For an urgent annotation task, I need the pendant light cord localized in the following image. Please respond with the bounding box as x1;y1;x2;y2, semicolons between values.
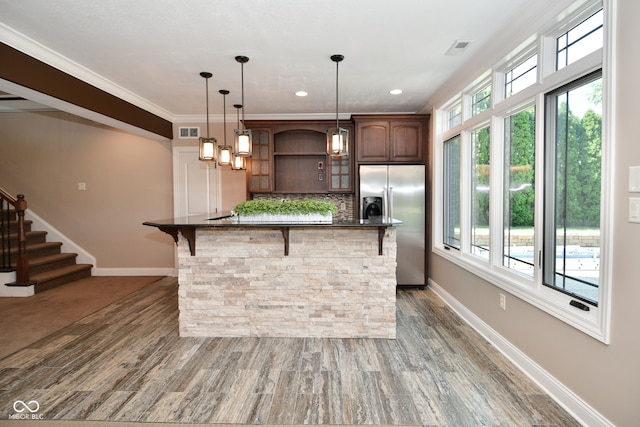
241;62;245;130
222;92;226;145
205;77;210;138
335;59;340;129
330;54;344;130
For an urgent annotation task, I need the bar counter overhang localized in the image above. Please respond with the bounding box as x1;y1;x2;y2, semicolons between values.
144;213;398;339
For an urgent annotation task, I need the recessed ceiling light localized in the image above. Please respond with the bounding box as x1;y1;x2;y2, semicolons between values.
295;91;308;97
390;89;403;95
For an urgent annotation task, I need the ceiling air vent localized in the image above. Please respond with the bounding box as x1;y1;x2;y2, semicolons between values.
446;40;473;56
178;127;200;139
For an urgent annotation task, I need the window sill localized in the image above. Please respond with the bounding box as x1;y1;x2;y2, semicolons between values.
433;245;609;344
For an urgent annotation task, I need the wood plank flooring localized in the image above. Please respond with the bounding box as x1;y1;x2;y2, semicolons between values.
0;277;580;425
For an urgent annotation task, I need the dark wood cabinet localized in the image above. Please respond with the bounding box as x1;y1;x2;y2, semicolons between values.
354;115;428;164
245;120;354;194
391;120;424;162
356;121;389;162
246;128;273;193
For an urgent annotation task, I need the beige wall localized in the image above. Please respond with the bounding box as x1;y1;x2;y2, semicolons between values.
0;111;175;269
0;113;249;271
429;1;640;425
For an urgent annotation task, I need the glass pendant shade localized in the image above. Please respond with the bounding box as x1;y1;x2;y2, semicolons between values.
327;127;349;157
234;129;253;157
199;137;217;161
231;154;246;170
218;145;232;165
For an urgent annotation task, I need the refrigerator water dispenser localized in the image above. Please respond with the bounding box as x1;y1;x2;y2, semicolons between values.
362;197;383;220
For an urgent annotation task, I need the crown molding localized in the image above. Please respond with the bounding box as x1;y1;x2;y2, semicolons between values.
0;22;175;122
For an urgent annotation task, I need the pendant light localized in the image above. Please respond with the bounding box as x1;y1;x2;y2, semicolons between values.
234;55;252;157
217;89;233;166
231;104;247;170
327;54;349;157
198;72;217;162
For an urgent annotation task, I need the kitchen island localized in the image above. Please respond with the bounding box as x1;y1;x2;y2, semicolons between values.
144;214;398;339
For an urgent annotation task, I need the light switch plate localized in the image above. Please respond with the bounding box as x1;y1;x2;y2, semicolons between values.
630;198;640;223
630;166;640;192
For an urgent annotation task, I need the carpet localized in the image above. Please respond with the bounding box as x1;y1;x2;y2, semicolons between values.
0;276;163;359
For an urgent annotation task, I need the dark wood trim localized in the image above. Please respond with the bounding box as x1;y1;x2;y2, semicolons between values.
0;42;173;139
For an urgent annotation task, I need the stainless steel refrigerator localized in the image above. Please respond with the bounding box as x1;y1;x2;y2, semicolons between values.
359;165;426;287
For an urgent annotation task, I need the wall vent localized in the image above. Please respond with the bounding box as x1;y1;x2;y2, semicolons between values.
178;127;200;139
446;40;473;56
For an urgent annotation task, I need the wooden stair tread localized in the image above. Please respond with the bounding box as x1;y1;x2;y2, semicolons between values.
25;241;62;250
5;252;77;269
30;264;93;283
28;252;78;266
8;241;61;255
8;230;46;239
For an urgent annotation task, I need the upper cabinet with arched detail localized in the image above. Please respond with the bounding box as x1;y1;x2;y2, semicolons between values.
245;120;354;194
353;114;429;164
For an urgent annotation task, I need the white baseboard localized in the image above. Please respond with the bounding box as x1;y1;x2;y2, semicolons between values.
93;268;177;277
428;279;613;427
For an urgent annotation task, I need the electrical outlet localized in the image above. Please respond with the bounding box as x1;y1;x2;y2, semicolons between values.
499;294;506;310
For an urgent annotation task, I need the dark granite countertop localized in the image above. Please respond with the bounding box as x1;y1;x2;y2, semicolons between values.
143;212;401;228
143;212;400;256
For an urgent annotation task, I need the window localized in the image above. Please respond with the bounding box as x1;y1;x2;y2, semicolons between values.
557;9;603;70
544;70;602;305
505;54;538;98
472;85;492;116
471;126;491;258
434;0;610;341
448;102;462;130
503;107;536;277
443;136;461;249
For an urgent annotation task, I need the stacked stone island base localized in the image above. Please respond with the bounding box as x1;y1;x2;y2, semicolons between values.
176;226;397;339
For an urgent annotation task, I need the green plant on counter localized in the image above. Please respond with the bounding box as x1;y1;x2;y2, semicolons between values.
233;200;338;216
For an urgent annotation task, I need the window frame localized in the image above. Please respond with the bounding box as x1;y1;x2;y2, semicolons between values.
543;69;603;306
504;52;539;99
471;82;492;117
443;135;462;250
502;103;537;280
433;0;612;343
469;123;492;261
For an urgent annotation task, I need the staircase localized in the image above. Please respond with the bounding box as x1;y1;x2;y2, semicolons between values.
5;212;93;293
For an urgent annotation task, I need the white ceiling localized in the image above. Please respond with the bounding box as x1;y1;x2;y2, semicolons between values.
0;0;537;122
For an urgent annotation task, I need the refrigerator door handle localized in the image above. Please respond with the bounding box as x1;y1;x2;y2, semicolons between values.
387;186;393;221
382;186;388;220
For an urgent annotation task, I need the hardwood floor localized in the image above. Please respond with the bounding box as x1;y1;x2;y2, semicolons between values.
0;277;580;425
